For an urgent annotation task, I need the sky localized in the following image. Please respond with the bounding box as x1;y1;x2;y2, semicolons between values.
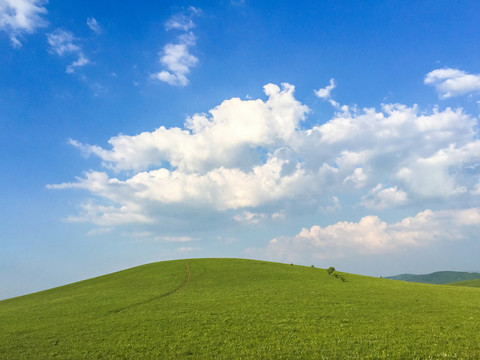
1;0;480;300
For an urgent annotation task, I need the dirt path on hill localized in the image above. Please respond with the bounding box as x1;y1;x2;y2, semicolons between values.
109;260;191;314
165;259;190;296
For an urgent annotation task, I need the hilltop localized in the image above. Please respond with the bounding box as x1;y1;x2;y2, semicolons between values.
447;278;480;287
1;258;480;359
386;271;480;284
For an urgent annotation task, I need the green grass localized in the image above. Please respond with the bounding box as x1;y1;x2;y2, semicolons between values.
1;258;480;359
446;278;480;288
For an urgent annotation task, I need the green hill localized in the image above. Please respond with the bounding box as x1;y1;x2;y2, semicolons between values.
1;258;480;359
386;271;480;284
446;278;480;288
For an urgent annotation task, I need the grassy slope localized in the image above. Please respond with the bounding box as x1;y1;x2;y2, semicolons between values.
386;271;480;284
446;279;480;288
1;258;480;359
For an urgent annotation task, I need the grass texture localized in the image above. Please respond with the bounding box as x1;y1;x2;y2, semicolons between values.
446;278;480;288
1;258;480;359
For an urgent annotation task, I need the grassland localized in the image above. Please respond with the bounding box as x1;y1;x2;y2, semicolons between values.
1;258;480;359
446;278;480;288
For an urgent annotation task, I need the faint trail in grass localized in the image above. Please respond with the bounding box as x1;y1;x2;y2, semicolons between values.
109;260;191;314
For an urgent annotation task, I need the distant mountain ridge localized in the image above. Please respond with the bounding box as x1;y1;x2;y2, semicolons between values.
386;271;480;285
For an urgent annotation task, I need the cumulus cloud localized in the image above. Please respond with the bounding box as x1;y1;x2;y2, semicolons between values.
0;0;48;47
425;68;480;99
151;34;198;86
49;81;480;227
47;28;89;73
361;184;408;210
396;142;478;197
152;8;200;86
343;167;367;188
67;83;307;173
258;208;480;261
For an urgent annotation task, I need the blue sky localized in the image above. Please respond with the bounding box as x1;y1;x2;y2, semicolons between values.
1;0;480;299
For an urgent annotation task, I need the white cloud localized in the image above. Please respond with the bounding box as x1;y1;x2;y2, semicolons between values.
314;78;335;99
271;212;286;221
177;246;197;253
259;208;480;261
472;178;480;195
165;6;200;31
66;53;89;74
318;196;341;214
396;142;479;197
155;236;198;243
49;81;480;227
314;78;340;108
61;200;153;226
47;28;90;73
361;184;408;210
152;9;200;87
0;0;48;47
87;17;100;34
234;211;266;224
47;29;79;55
151;36;198;86
343;167;367;188
425;68;480;99
68;83;307;173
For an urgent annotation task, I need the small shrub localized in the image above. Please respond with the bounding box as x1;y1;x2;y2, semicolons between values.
326;266;346;282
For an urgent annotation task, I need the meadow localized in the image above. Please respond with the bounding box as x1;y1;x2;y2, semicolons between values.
447;279;480;288
1;258;480;359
